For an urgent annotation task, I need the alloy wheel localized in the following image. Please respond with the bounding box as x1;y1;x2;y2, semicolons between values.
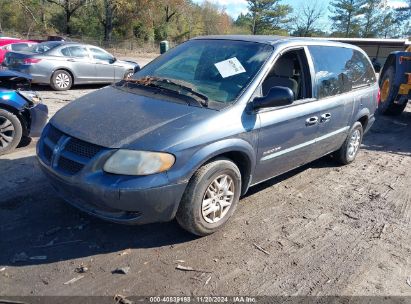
125;72;134;79
55;73;70;89
347;129;361;159
0;115;15;149
201;174;235;224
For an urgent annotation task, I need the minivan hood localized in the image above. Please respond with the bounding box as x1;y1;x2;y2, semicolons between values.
50;85;214;149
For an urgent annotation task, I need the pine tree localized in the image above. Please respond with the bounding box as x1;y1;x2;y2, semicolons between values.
395;0;411;37
329;0;366;37
247;0;292;35
361;0;384;38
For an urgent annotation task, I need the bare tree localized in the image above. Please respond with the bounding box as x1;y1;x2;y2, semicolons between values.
292;0;324;36
18;0;42;37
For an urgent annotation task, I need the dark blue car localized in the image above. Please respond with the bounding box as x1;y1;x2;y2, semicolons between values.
0;70;48;155
37;36;378;236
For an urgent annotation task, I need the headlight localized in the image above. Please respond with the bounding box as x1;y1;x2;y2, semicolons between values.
103;150;175;176
18;90;42;104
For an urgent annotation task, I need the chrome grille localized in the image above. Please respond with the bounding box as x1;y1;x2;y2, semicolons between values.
39;124;105;176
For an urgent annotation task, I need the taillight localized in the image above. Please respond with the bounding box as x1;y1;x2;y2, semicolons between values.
377;88;381;105
23;58;41;64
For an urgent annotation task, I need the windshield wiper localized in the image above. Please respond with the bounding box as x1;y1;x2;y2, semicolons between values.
125;76;209;107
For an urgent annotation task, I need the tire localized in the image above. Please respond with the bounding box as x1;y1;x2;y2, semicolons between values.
176;158;241;236
378;66;406;116
334;122;363;165
124;70;134;80
51;70;73;91
0;109;23;155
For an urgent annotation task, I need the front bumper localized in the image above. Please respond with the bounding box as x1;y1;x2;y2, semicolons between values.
38;157;188;225
28;103;48;137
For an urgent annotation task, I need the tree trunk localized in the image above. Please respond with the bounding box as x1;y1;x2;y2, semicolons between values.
104;0;114;42
41;0;47;31
66;11;71;35
345;11;351;37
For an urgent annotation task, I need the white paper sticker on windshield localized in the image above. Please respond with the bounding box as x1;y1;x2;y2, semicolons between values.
214;57;246;78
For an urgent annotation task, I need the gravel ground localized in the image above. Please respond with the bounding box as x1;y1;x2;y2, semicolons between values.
0;57;410;296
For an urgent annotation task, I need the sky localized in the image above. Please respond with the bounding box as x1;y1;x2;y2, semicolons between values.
192;0;330;18
192;0;409;26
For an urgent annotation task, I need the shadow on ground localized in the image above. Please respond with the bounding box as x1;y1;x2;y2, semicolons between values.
31;84;108;92
0;156;196;267
363;111;411;155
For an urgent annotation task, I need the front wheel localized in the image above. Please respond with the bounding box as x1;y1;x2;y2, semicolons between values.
176;158;241;236
0;109;23;155
334;122;363;165
124;70;134;80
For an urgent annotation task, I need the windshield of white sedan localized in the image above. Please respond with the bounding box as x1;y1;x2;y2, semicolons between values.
131;40;273;103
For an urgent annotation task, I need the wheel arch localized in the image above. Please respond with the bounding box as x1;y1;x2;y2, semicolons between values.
206;150;253;196
357;115;369;130
174;138;256;196
353;107;370;130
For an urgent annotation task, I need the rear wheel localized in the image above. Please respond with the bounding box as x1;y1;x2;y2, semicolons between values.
0;109;22;155
378;66;407;116
176;158;241;236
334;122;363;165
51;70;73;91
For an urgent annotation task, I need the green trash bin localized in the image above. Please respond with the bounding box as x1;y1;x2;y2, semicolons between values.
160;40;169;54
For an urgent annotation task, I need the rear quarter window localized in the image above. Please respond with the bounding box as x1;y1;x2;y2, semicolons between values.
10;43;29;51
308;45;376;99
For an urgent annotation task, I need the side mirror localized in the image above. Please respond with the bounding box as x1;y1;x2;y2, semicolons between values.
253;86;294;110
109;57;117;64
133;64;141;73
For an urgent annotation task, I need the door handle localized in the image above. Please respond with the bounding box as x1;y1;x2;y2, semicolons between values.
306;116;319;126
66;58;75;62
321;113;332;122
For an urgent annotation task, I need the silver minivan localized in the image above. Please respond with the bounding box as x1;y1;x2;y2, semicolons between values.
37;36;379;236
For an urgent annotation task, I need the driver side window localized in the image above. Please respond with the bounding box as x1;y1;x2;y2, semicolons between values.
261;49;312;101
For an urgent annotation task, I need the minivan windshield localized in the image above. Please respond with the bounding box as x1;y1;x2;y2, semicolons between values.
130;39;273;103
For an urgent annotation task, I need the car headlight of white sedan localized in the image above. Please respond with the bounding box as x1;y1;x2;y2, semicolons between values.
103;150;175;176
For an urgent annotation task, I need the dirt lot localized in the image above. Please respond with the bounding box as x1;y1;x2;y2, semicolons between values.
0;58;410;296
